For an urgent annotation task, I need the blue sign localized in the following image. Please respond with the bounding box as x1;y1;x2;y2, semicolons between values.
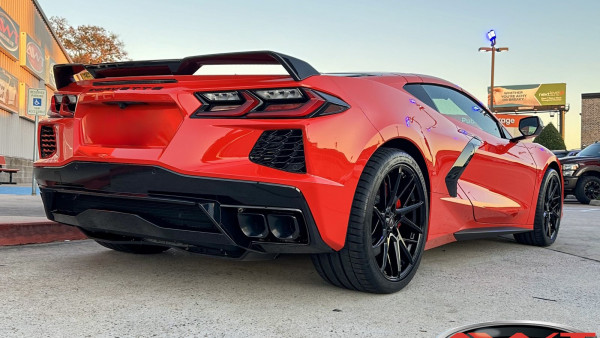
33;98;42;106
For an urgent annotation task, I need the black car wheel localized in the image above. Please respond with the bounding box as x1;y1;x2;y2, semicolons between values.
514;168;562;246
575;176;600;204
311;148;428;293
95;240;170;254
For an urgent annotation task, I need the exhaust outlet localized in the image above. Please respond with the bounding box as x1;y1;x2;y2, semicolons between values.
237;213;269;239
267;214;300;240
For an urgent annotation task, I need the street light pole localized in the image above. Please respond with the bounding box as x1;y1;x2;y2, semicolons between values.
479;30;508;112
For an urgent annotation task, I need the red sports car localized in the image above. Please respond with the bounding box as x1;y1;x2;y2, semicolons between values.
35;51;563;293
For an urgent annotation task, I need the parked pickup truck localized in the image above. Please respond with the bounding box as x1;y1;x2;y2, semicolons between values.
561;142;600;204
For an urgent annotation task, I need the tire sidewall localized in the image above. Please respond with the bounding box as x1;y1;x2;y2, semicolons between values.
535;169;562;245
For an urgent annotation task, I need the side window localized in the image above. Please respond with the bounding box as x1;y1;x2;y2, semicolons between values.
403;84;436;109
421;85;502;138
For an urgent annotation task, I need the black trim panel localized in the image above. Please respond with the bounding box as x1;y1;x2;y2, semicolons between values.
35;162;333;256
445;136;482;197
454;226;530;241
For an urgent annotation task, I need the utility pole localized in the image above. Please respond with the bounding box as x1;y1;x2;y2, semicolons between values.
479;30;508;112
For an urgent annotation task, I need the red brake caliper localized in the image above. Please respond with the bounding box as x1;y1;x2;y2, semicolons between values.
395;199;402;228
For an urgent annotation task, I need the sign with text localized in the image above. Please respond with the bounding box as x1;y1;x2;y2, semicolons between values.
0;67;18;112
493;114;534;128
27;88;47;116
0;7;19;60
489;83;566;110
20;32;45;79
45;55;56;89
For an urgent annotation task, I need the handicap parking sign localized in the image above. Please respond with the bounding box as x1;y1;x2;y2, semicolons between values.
27;89;47;116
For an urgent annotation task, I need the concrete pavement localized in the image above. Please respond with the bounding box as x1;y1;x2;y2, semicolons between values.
0;202;598;337
0;193;86;245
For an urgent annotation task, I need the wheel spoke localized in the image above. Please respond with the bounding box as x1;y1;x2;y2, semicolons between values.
387;167;403;209
400;215;423;234
392;236;402;276
549;179;559;198
398;236;414;265
396;201;424;216
373;206;386;233
384;175;392;208
380;238;390;272
396;176;415;202
373;228;388;250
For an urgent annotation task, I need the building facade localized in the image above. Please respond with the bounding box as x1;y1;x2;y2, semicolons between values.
581;93;600;147
0;0;70;183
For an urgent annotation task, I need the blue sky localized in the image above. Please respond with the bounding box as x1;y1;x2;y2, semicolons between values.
38;0;600;148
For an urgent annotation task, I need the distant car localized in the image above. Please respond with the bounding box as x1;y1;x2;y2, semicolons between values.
35;51;563;294
552;149;580;158
561;142;600;204
552;150;570;158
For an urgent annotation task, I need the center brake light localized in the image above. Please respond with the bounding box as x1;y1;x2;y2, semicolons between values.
48;94;78;118
192;88;349;118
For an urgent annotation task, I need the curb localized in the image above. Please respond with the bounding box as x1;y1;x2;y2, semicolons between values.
0;221;87;246
591;200;600;206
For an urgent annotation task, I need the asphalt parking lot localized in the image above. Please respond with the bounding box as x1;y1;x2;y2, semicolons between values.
0;201;598;337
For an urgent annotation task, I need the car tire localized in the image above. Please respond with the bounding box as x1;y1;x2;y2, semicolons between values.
95;240;170;254
514;168;562;247
311;148;429;293
574;176;600;205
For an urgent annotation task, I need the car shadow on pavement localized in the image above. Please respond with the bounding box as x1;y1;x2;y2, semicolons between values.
48;236;530;296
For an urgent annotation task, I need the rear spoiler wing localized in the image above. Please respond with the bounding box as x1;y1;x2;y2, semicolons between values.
53;51;320;89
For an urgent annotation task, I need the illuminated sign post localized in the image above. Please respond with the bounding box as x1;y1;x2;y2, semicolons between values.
479;30;509;111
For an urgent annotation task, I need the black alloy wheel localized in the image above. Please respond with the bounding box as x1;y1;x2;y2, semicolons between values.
515;168;562;246
371;162;427;281
584;179;600;201
542;174;561;240
311;148;429;293
575;176;600;204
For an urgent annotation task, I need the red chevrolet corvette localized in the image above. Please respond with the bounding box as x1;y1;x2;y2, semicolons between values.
35;51;562;293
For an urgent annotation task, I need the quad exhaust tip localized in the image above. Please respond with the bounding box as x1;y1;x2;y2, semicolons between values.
267;214;299;241
237;212;300;241
237;213;269;239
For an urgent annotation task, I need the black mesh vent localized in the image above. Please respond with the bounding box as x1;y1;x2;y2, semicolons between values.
40;125;57;159
249;129;306;173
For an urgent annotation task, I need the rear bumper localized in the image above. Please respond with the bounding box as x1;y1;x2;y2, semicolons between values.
35;162;333;258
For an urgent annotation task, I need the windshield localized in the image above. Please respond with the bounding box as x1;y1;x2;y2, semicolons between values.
578;143;600;157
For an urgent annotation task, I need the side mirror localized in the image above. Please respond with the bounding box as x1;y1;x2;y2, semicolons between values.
511;116;543;142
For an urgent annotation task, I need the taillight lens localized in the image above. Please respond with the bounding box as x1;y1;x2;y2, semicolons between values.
193;91;260;117
192;88;349;118
48;94;78;118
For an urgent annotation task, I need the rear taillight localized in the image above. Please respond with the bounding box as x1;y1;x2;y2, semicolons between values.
192;88;349;118
48;94;78;118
